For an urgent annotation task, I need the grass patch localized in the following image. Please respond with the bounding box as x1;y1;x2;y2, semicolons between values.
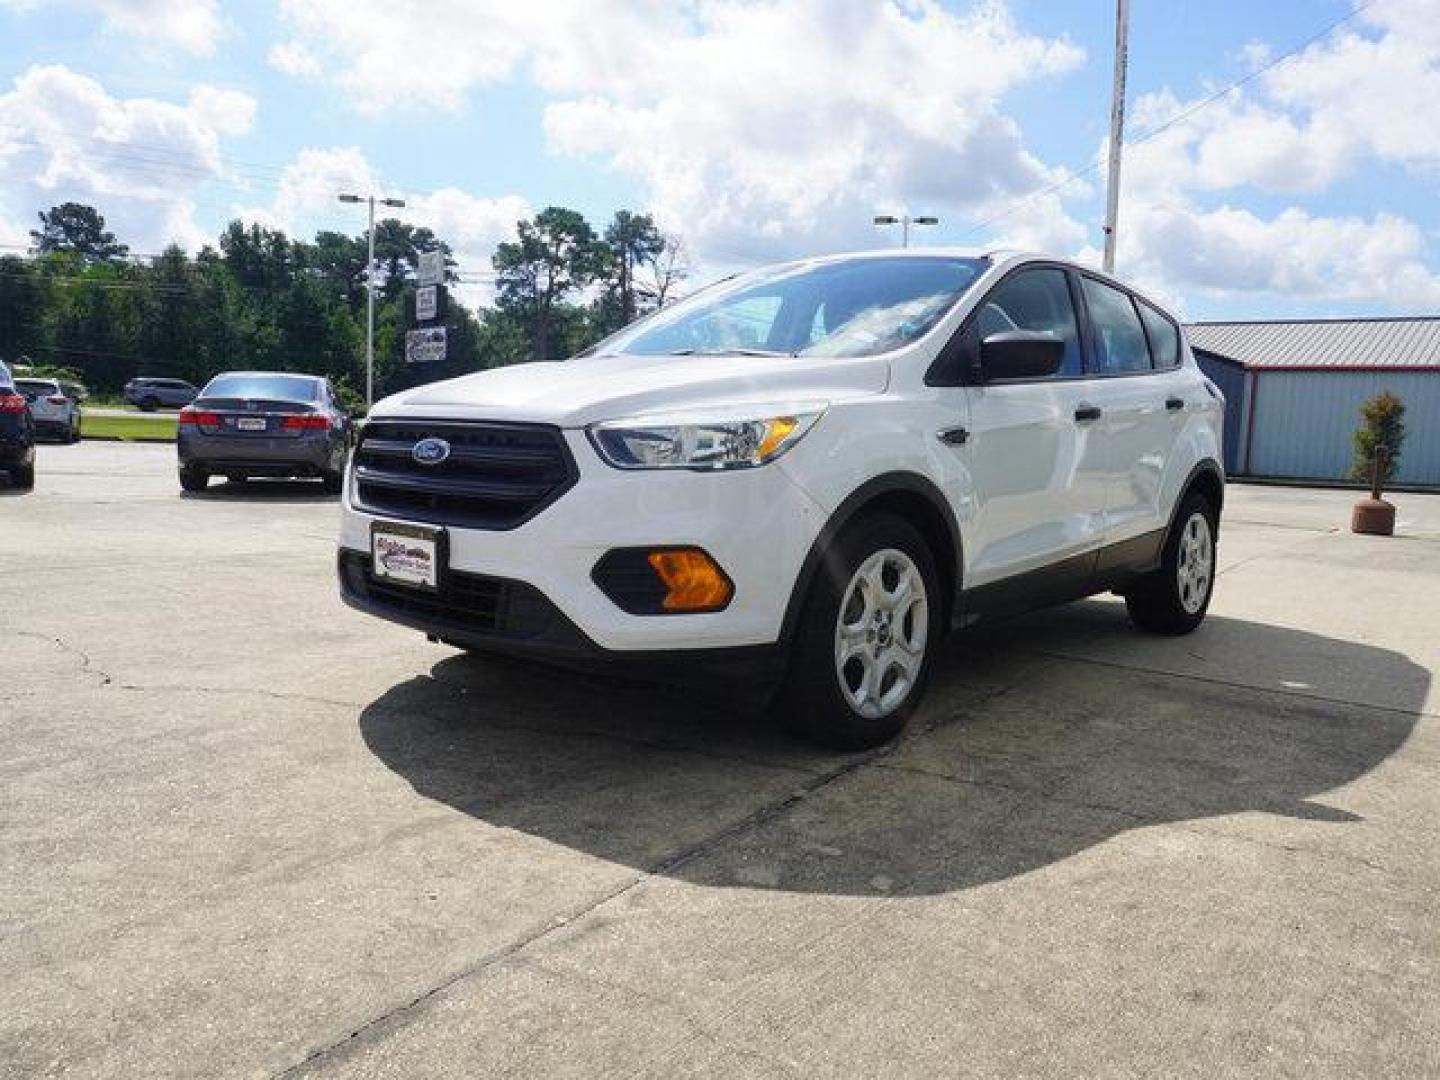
82;411;177;442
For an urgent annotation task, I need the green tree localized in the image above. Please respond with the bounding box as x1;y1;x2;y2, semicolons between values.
599;210;665;330
493;207;602;361
1351;391;1407;487
0;255;48;364
30;202;130;264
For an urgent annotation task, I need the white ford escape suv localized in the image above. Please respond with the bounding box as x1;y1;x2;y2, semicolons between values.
339;250;1223;748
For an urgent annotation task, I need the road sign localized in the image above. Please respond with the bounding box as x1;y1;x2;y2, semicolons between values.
405;327;446;364
415;284;438;322
417;249;444;287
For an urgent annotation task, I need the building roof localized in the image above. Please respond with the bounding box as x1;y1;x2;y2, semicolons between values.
1185;318;1440;371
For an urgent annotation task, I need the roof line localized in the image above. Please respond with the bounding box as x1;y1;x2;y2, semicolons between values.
1187;315;1440;327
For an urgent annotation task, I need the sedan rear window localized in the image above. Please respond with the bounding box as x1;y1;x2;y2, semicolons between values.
14;379;58;396
202;375;320;401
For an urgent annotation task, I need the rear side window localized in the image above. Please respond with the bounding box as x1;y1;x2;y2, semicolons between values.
1080;277;1151;375
973;267;1084;377
1138;301;1181;370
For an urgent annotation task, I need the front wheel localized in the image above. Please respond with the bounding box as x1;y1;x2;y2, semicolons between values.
1125;494;1217;634
778;513;941;750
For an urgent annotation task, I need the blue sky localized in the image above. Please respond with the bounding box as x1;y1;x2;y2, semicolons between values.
2;0;1437;319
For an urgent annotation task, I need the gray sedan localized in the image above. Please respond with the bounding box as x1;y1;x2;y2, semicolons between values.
177;372;352;493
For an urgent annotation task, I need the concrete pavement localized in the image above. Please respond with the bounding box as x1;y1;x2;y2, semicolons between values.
3;441;1438;1077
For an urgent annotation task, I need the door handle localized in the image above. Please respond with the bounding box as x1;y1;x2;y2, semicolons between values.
1165;397;1185;411
1073;404;1102;422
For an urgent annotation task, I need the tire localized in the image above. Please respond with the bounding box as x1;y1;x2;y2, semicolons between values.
15;462;35;490
777;513;942;750
179;466;209;492
1125;493;1217;635
69;416;82;443
321;468;344;495
139;397;159;412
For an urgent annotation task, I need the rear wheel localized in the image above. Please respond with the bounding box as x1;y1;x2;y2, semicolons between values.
1125;493;1217;635
68;415;82;443
139;397;159;412
778;513;941;750
321;468;344;494
14;462;35;490
179;466;209;492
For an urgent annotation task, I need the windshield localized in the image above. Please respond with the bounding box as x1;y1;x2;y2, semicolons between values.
594;256;987;359
202;374;320;401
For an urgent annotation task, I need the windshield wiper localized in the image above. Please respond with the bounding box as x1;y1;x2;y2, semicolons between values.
669;347;797;357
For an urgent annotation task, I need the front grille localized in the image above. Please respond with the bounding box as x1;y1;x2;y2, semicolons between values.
352;420;577;530
339;551;558;639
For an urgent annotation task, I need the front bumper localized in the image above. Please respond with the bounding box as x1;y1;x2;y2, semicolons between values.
339;428;826;652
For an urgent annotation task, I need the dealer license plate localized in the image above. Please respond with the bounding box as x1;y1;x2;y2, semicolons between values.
370;521;443;591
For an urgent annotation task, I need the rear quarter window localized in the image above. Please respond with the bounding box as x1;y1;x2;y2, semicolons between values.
1138;301;1181;370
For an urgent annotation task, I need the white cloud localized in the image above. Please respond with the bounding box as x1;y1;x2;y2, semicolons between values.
278;0;1086;268
1101;7;1440;311
267;40;322;80
235;146;530;306
0;64;257;253
0;0;221;54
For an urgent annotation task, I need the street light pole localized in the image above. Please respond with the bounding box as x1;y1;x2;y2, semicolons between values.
338;192;406;410
1102;0;1130;274
873;214;940;248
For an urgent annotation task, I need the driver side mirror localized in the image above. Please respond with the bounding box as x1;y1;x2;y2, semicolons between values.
980;331;1065;381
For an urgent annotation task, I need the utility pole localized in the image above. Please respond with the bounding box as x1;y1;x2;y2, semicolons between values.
338;192;406;410
1102;0;1130;274
873;214;939;248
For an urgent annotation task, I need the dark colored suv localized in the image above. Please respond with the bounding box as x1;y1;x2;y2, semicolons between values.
0;361;37;489
177;372;352;493
124;377;198;411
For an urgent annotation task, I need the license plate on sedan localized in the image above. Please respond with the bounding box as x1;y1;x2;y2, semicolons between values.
236;417;266;431
371;521;444;591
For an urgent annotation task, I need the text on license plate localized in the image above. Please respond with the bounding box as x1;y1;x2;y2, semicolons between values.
236;417;266;431
371;522;440;589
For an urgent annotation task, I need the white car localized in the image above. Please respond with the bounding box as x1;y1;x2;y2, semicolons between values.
13;377;81;443
339;250;1224;748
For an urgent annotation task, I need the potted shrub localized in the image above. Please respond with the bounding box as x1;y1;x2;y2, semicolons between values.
1350;391;1406;536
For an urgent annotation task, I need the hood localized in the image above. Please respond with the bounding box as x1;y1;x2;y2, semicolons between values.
370;352;890;427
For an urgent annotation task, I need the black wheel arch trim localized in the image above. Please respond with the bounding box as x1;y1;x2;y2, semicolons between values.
777;471;964;645
1165;458;1226;547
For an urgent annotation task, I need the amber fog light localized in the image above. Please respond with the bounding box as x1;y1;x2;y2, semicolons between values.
592;547;734;614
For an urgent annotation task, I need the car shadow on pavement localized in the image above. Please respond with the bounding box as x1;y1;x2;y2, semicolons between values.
181;479;338;504
358;603;1428;896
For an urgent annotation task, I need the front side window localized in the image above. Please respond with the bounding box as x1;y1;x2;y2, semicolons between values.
1138;300;1181;370
972;267;1083;377
1081;277;1151;375
593;256;987;360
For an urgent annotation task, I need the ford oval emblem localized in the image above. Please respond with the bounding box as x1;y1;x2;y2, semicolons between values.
412;437;451;466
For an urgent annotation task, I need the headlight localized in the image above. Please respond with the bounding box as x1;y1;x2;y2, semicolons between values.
588;405;826;470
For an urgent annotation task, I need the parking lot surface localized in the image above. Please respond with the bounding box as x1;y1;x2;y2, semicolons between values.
4;441;1439;1078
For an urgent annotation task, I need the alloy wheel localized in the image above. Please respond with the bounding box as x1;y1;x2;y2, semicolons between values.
833;548;929;720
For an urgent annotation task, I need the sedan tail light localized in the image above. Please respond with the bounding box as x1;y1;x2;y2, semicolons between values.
282;414;331;430
0;393;26;413
178;408;220;426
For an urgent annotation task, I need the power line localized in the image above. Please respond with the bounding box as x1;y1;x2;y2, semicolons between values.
954;0;1381;242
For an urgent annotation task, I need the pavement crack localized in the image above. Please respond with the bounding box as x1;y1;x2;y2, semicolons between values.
9;630;113;686
270;681;1014;1077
